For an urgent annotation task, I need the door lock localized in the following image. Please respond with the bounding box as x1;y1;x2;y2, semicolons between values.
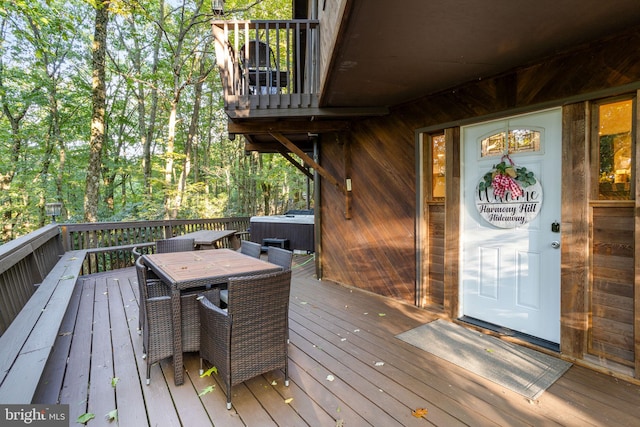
551;221;560;233
551;241;560;249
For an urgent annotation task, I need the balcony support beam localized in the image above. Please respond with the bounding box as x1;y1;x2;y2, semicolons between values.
270;132;352;219
277;149;314;180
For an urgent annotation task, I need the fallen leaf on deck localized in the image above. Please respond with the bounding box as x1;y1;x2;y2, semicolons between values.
271;380;277;385
111;377;119;388
326;374;335;381
199;385;216;396
485;348;494;353
412;408;428;418
77;413;95;424
336;420;344;427
378;313;386;317
105;409;118;422
284;397;293;404
60;275;75;280
200;366;218;377
374;361;384;366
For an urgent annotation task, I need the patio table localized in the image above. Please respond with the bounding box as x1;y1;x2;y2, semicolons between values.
171;229;238;250
142;249;282;385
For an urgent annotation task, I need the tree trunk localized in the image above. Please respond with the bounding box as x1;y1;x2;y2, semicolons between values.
84;1;109;222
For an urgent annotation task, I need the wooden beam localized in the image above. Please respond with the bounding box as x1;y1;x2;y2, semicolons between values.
225;106;389;120
270;132;346;195
277;148;314;180
228;120;350;135
244;140;314;153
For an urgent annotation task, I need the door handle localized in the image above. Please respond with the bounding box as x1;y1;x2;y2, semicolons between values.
551;241;560;249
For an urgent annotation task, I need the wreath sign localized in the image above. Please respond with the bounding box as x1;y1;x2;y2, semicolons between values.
475;154;542;228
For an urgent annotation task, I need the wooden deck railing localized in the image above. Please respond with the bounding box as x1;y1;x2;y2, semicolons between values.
61;217;250;274
0;217;250;335
212;19;320;118
0;224;64;335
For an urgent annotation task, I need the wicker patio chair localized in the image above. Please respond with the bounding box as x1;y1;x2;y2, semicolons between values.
239;240;262;258
135;256;164;336
155;238;195;253
137;256;205;384
198;269;292;409
267;246;293;270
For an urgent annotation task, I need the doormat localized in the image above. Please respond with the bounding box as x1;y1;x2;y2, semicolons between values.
395;319;571;400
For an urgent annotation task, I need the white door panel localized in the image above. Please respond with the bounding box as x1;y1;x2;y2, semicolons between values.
461;108;561;343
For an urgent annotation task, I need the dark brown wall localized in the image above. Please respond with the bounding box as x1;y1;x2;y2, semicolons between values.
320;119;417;303
318;26;640;309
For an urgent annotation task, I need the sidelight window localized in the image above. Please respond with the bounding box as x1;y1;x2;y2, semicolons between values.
596;98;634;200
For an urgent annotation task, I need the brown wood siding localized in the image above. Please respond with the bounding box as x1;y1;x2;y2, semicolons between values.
319;119;416;303
427;204;444;305
590;206;635;366
560;103;589;359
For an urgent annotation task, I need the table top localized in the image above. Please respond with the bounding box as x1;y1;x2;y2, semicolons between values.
143;248;281;289
171;229;236;245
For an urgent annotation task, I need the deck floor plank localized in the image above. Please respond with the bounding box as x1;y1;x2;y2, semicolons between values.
263;366;338;427
121;274;183;427
108;275;148;426
288;308;492;427
285;356;371;426
87;276;116;425
159;359;215;427
289;288;545;426
34;255;640;426
183;355;247;427
243;374;308;427
59;277;96;423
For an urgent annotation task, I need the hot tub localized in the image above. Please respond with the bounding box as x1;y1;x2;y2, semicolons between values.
250;211;315;253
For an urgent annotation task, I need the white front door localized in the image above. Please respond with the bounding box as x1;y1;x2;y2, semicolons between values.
461;108;562;343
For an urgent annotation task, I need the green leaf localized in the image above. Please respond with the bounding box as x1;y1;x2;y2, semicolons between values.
105;409;118;422
200;366;218;377
77;413;95;424
111;377;119;388
199;385;216;396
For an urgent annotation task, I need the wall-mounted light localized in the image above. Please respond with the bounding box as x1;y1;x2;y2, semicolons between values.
45;202;62;223
212;0;224;16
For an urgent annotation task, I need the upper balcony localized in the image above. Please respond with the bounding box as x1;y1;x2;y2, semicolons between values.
211;20;321;120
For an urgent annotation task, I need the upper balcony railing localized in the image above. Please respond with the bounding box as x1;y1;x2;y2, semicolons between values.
211;20;320;118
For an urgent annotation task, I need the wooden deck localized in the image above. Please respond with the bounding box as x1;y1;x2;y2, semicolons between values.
33;254;640;426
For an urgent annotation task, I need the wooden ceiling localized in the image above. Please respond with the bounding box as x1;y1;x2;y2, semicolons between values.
321;0;640;108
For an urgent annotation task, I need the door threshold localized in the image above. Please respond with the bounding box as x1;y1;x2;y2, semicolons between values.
459;316;560;352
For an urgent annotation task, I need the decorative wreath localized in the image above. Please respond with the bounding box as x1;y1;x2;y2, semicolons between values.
478;155;537;198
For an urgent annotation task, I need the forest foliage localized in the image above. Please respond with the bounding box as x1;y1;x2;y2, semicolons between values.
0;0;311;242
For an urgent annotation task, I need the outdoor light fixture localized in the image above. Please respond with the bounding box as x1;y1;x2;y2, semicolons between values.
45;202;62;223
212;0;224;15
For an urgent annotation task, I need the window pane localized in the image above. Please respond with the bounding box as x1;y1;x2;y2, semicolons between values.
508;129;540;153
598;100;633;200
481;132;506;157
481;129;540;157
432;134;445;199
